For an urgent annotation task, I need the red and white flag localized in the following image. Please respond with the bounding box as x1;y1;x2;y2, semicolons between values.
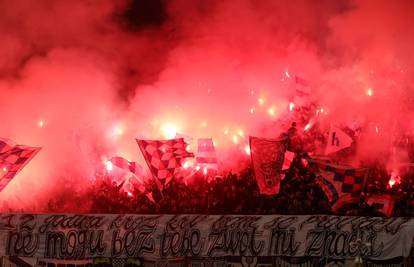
109;156;143;177
136;138;194;188
295;76;311;95
0;138;41;192
325;126;353;154
366;194;395;217
106;156;143;187
196;138;218;171
105;156;156;202
175;133;193;145
282;151;295;170
0;138;16;153
249;136;286;195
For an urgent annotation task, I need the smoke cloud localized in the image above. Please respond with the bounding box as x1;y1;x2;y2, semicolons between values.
0;0;413;210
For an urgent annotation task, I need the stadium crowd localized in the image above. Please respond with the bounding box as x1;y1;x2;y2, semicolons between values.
43;151;414;217
36;104;414;216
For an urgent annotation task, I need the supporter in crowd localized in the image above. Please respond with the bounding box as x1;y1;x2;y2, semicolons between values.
43;148;413;216
39;106;414;216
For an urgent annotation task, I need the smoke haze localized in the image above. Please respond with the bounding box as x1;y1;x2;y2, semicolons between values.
0;0;413;210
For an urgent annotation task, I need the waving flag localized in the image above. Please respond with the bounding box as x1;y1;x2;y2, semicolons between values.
0;138;16;153
295;76;311;95
311;160;367;211
282;151;295;170
137;138;194;187
105;156;156;202
249;136;286;195
109;156;142;176
0;138;41;192
106;156;144;188
175;133;193;145
366;194;395;217
325;126;353;154
196;138;218;171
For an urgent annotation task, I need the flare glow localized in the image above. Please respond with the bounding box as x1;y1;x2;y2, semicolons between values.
1;0;414;210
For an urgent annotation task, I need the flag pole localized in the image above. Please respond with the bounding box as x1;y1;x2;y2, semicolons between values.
359;168;371;214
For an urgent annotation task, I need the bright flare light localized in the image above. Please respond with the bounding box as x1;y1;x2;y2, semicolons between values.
38;120;44;128
224;129;229;135
114;126;124;136
201;121;207;127
258;98;264;105
1;167;7;172
367;88;373;96
183;160;194;169
304;123;311;131
161;123;178;139
285;70;290;78
232;135;239;143
104;161;113;171
316;108;327;115
268;108;275;116
250;107;254;114
244;145;251;155
238;130;244;137
388;171;401;188
289;102;294;111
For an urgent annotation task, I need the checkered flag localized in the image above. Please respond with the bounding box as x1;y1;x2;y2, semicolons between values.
125;258;143;266
366;194;395;217
0;138;41;192
136;138;194;188
310;160;367;211
111;258;126;267
0;138;17;153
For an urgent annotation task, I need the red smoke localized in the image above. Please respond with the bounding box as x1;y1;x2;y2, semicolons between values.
0;0;414;210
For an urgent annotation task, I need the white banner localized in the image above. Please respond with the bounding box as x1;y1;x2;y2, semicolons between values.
0;214;413;260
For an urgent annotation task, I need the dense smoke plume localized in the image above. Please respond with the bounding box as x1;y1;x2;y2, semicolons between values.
0;0;413;210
